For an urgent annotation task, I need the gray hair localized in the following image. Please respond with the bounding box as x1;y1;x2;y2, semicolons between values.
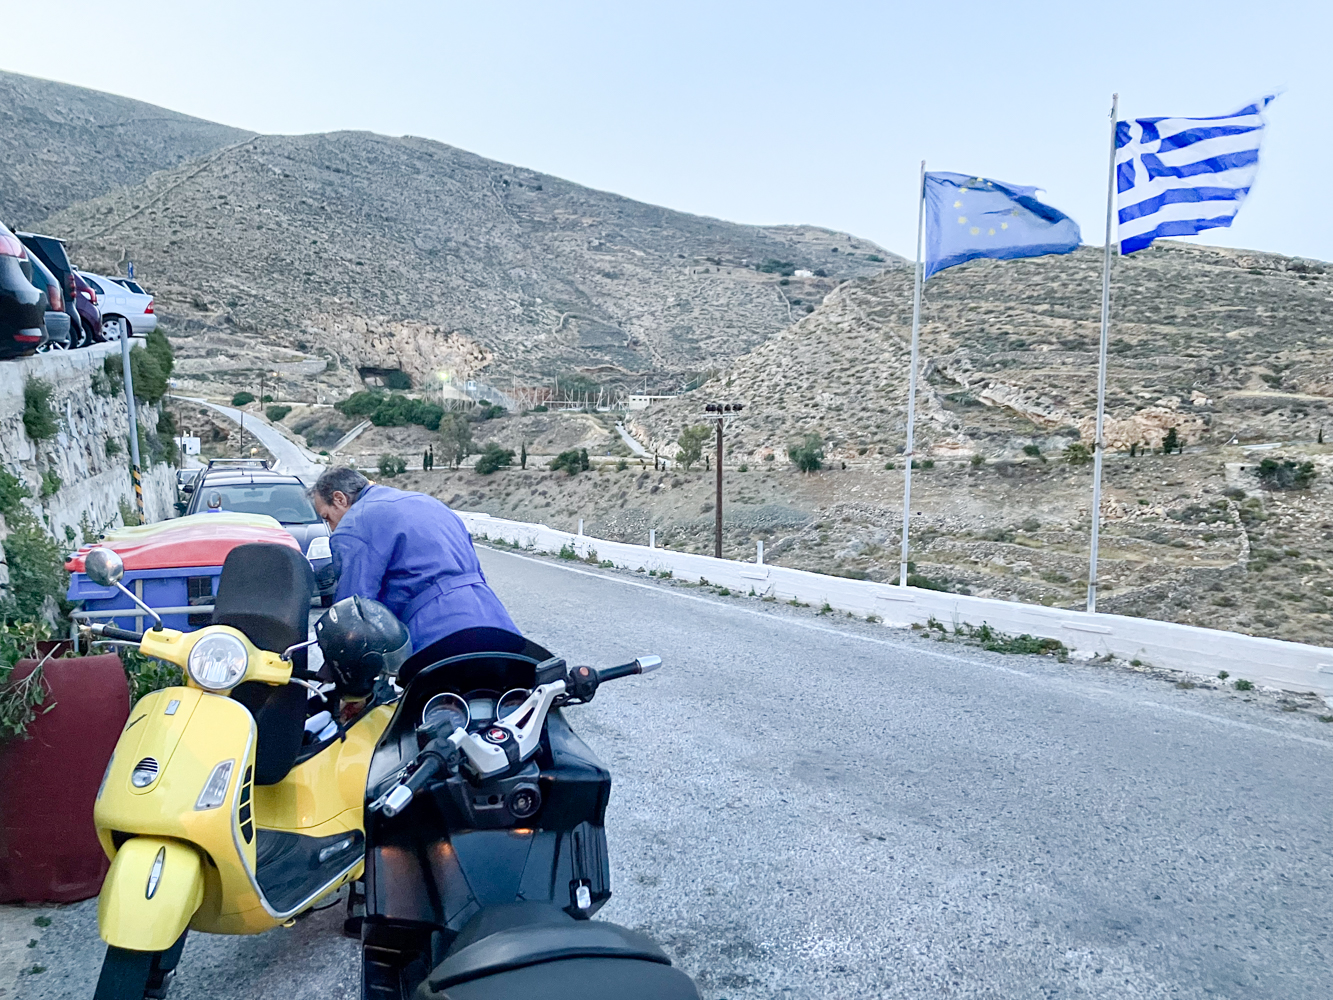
310;466;370;505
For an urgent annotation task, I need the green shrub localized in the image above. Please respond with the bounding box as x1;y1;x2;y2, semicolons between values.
104;438;121;456
336;391;444;431
0;471;31;515
2;509;68;622
22;378;56;441
530;404;549;413
757;259;796;276
0;619;56;740
156;409;177;438
1162;427;1181;454
438;414;474;469
558;543;578;560
675;425;710;471
1255;457;1316;490
265;405;292;423
788;433;824;473
40;471;60;499
970;453;984;467
550;448;589;476
1064;442;1093;465
1233;678;1254;691
121;648;184;702
1022;444;1042;457
231;391;256;407
474;443;515;475
377;453;408;478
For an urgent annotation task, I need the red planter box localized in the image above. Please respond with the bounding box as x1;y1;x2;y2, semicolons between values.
0;654;129;903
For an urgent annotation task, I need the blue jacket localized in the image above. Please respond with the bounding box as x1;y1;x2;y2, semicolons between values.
329;484;516;651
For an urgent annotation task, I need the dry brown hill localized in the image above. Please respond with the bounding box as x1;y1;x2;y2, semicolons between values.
0;70;253;225
633;242;1333;463
39;130;895;392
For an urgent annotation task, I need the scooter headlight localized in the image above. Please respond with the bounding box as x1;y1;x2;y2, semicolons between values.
187;633;249;691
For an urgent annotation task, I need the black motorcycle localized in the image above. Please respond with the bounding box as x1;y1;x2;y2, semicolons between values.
356;631;699;999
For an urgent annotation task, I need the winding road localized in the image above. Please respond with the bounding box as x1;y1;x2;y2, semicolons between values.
14;549;1331;1000
176;397;324;479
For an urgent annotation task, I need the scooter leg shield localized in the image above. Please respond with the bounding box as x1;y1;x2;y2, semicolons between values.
98;838;204;952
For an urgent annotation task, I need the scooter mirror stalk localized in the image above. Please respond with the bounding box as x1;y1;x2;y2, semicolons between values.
85;546;165;630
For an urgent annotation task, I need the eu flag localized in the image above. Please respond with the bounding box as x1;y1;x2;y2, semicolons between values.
924;172;1081;278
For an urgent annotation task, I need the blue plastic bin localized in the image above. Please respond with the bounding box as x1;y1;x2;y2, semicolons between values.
68;565;224;633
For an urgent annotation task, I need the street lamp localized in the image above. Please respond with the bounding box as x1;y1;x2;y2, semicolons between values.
702;402;745;559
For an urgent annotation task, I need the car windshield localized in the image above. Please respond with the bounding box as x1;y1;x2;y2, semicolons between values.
206;483;319;523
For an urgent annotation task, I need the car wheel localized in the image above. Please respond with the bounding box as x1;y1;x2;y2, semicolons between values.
103;316;125;342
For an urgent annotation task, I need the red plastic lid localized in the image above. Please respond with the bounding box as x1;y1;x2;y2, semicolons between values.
66;515;300;573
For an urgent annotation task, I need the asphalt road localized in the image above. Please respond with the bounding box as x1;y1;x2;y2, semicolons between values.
175;397;324;479
16;549;1332;999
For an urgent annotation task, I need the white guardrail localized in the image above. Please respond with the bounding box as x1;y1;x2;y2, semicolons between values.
457;511;1333;699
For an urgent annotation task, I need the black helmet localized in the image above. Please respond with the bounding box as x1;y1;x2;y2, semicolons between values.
315;596;411;697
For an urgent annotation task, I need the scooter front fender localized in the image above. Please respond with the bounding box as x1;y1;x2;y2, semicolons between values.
98;837;204;952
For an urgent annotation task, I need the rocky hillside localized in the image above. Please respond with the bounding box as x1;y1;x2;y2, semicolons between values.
38;130;895;392
0;70;252;226
634;242;1333;462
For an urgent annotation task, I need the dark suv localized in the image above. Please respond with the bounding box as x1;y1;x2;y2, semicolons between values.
15;231;85;346
182;459;335;604
0;223;45;357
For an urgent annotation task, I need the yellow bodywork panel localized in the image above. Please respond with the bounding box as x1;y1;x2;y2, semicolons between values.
96;686;394;940
253;703;394;832
98;837;204;951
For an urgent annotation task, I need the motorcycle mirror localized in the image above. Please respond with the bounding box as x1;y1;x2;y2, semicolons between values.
84;547;125;587
634;655;663;674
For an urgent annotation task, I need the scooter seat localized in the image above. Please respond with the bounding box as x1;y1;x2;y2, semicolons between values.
417;905;697;999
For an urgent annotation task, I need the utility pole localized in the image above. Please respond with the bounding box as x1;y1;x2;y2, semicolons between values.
703;402;744;558
119;322;145;521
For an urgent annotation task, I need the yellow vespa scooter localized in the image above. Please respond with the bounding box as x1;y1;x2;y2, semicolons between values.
81;542;403;1000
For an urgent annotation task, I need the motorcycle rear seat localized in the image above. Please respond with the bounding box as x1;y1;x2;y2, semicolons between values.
418;904;697;998
419;956;700;999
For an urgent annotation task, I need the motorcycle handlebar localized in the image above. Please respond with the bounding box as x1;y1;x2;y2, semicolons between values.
377;748;449;818
87;623;145;643
595;655;663;684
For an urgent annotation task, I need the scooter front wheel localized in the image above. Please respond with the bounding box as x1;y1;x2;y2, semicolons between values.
94;931;186;1000
93;946;155;1000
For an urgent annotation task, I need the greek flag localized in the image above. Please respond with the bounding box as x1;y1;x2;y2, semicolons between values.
1116;96;1275;254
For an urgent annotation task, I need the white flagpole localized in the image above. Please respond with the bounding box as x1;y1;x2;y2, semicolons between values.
899;160;927;587
1086;93;1119;613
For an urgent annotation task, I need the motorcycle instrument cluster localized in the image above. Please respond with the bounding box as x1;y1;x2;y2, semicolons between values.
420;692;470;732
420;689;534;732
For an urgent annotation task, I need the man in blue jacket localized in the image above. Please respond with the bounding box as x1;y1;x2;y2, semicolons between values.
308;467;517;652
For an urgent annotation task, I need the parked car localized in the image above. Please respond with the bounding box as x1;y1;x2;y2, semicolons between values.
71;271;102;344
15;231;85;346
24;252;71;351
79;271;155;337
0;224;45;358
110;277;147;295
181;459;336;603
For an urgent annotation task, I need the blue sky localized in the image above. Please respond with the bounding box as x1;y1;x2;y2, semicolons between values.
5;0;1329;261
